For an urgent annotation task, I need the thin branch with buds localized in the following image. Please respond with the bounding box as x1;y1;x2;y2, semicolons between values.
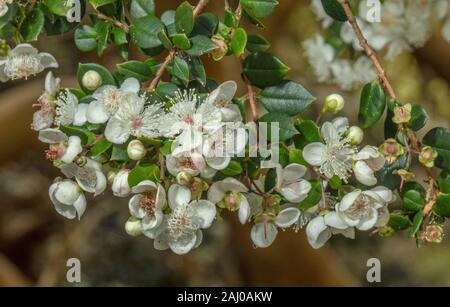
338;0;438;215
146;0;209;92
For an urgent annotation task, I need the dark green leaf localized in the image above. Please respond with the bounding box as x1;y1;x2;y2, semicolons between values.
130;0;155;19
243;52;290;88
438;170;450;194
90;138;112;157
175;1;194;35
409;211;424;237
117;60;152;81
128;164;160;187
21;8;45;42
320;0;348;21
192;12;218;37
433;193;450;218
403;190;425;212
358;82;386;129
422;127;450;169
259;112;298;141
246;34;270;52
77;63;116;93
388;213;411;231
172;33;191;49
408;104;428;131
241;0;278;19
260;80;316;116
60;125;96;146
185;35;217;56
375;153;410;190
172;56;189;85
130;14;164;49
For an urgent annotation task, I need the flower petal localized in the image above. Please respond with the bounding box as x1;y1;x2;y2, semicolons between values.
238;196;250;224
73;103;88;126
354;161;377;186
356;207;378;231
302;142;326;166
131;180;157;194
339;190;362;211
275;207;300;228
86;100;109;124
324;211;348;230
250;223;278;248
129;194;146;219
39;52;59;69
306;216;331;249
61;136;82;164
283;163;308;181
38;128;67;143
192;200;216;228
120;77;140;93
168;232;197;255
105;116;132;144
168;184;191;209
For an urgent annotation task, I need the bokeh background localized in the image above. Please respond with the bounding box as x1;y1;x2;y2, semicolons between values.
1;0;449;287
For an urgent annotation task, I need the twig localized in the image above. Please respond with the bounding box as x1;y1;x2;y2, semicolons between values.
146;0;209;92
159;153;166;181
338;0;396;99
96;11;130;32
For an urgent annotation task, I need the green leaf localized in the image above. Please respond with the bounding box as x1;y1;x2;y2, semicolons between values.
422;127;450;169
294;119;322;148
264;168;277;191
111;27;128;45
403;190;426;212
128;164;160;187
77;63;116;93
400;181;426;198
260;80;316;116
358;82;386;129
409;211;424;237
59;125;96;146
231;27;247;57
21;8;45;42
130;0;155;19
384;110;397;139
94;20;112;56
246;34;270;52
145;59;162;75
192;12;218;37
220;161;243;176
241;0;279;19
0;3;18;30
259;112;297;141
172;56;189;85
375;153;410;190
75;25;98;52
130;14;164;49
188;57;206;86
185;35;217;56
438;170;450;194
388;213;411;231
289;148;306;165
90;138;112;157
88;0;115;8
157;28;173;49
117;60;153;81
320;0;348;21
299;180;322;210
172;33;191;49
408;104;428;131
43;0;71;16
175;1;194;35
433;193;450;218
224;9;237;28
243;52;290;88
111;144;129;161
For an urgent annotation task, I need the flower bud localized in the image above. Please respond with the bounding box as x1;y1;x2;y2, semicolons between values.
211;36;228;61
392;103;412;124
107;170;116;184
346;126;364;145
419;225;444;243
127;139;146;160
419;146;438;168
223;191;243;212
379;138;404;164
378;226;395;237
322;94;345;114
176;171;193;185
82;70;102;91
125;216;142;237
112;169;131;197
254;212;276;224
190;177;209;200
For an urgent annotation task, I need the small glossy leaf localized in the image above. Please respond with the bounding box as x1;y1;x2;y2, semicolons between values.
358;82;386;129
246;34;270;52
128;164;160;187
259;112;297;141
422;127;450;169
320;0;348;21
243;52;290;88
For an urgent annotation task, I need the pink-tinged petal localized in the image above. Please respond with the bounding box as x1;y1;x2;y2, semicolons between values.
251;223;278;248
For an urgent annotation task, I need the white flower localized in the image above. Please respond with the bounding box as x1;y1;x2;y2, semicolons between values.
0;0;12;18
166;150;206;177
275;164;311;203
59;159;107;196
336;186;394;231
303;119;357;182
205;81;241;122
32;72;60;131
104;93;163;144
303;34;335;82
38;128;82;164
112;169;131;197
55;90;87;127
49;179;87;220
306;211;354;249
161;89;222;151
251;207;301;248
129;180;166;233
0;44;58;82
208;178;250;224
86;78;140;124
353;145;385;186
145;184;216;255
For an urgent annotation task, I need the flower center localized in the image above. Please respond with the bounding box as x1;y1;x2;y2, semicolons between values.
320;138;356;182
45;147;64;161
132;116;143;130
139;194;156;218
180;157;197;170
167;204;198;241
4;54;41;80
346;195;372;219
102;89;122;115
184;115;194;125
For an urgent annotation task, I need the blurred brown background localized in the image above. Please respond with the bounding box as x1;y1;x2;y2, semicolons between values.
0;0;449;287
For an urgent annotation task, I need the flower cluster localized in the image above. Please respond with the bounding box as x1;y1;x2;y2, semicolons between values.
306;0;450;90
